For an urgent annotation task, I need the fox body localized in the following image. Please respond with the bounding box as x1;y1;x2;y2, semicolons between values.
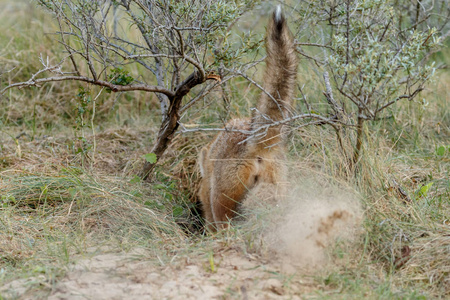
198;7;298;230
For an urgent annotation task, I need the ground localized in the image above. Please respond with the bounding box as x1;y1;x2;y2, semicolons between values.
0;130;364;299
0;0;449;299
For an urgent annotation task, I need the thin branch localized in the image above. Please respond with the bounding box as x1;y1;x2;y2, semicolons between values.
161;26;206;82
125;53;182;59
296;42;333;49
375;88;424;114
323;71;345;118
1;75;175;97
56;16;80;76
224;65;282;113
180;112;350;139
179;74;235;114
295;48;323;66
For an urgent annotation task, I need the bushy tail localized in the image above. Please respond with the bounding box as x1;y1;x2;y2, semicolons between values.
251;6;298;148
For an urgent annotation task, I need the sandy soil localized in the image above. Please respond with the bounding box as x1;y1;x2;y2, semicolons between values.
1;175;362;299
2;247;315;300
49;250;311;300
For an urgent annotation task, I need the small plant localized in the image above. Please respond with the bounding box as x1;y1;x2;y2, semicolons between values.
1;194;16;208
72;87;93;163
436;145;449;156
143;153;157;164
208;251;216;273
418;182;434;198
107;68;134;93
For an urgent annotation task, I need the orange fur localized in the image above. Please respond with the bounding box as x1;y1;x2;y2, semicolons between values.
198;7;298;230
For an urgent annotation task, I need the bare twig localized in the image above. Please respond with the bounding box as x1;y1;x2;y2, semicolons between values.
323;71;345;118
180;112;349;139
296;42;333;49
375;88;424;114
1;74;175;98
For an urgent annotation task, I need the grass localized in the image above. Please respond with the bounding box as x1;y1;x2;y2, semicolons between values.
0;167;185;282
1;0;449;299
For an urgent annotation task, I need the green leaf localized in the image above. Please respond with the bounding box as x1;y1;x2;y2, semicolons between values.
153;184;166;190
41;185;48;195
129;175;141;184
208;252;215;273
164;193;173;201
419;182;433;198
172;206;183;217
32;266;46;274
144;200;164;210
436;146;446;156
68;187;77;198
143;153;157;164
130;190;142;197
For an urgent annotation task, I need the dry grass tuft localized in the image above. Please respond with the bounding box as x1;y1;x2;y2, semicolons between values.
399;229;450;296
0;168;185;271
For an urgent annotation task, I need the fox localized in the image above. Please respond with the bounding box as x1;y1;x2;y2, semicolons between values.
198;6;298;230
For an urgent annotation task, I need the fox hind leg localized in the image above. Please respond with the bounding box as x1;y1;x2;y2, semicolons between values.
210;165;254;229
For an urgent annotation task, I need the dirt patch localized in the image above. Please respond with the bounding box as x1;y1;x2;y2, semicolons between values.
1;248;317;299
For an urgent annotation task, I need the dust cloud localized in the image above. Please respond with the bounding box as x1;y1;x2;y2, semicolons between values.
241;176;363;270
